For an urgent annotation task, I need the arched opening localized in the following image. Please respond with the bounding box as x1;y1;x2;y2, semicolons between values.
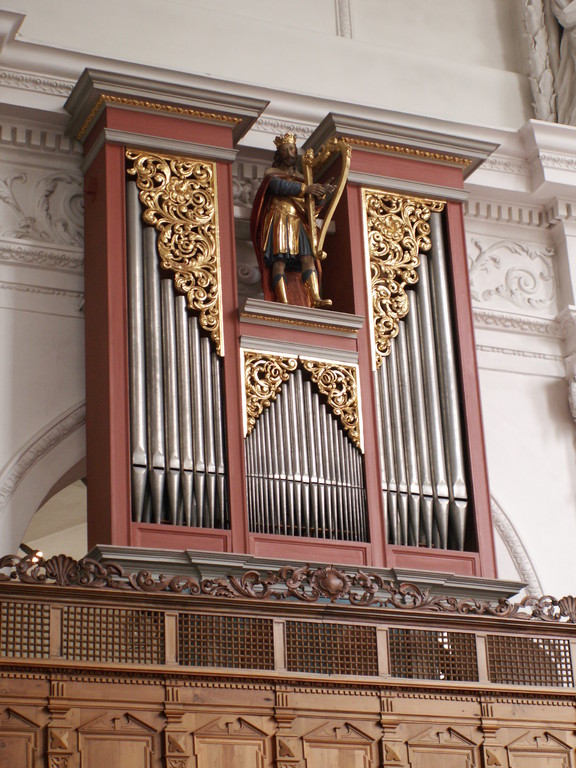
19;478;87;561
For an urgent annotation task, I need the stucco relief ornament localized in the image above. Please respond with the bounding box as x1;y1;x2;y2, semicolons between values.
126;150;224;355
0;171;83;246
467;238;556;311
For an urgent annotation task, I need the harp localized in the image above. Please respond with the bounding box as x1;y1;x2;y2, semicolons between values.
302;137;351;261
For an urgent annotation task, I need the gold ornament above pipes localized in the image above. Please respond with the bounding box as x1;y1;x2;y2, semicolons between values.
126;150;224;355
243;352;298;436
362;189;445;368
243;350;362;450
300;358;361;450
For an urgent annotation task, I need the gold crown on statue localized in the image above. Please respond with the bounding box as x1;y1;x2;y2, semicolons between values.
274;132;297;148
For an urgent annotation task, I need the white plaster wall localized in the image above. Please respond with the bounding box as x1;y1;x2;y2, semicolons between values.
1;0;576;599
1;0;531;131
480;365;576;595
0;112;85;554
463;118;576;595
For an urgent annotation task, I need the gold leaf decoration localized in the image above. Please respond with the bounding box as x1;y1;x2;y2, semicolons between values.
243;352;298;435
300;359;361;449
77;94;241;141
362;189;445;368
126;150;223;355
343;136;471;167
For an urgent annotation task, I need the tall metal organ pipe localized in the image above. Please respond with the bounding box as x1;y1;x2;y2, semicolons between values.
126;180;229;529
375;210;469;550
245;371;368;541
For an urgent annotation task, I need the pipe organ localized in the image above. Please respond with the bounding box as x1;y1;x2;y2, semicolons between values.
68;72;497;577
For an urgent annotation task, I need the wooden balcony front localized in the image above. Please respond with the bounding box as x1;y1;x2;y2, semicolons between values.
1;553;576;767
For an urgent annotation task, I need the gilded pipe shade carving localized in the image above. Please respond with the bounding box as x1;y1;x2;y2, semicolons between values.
300;358;361;449
362;189;445;368
243;351;362;449
127;150;224;355
243;351;298;435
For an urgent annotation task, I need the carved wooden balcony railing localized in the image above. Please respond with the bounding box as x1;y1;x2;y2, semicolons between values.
1;554;576;690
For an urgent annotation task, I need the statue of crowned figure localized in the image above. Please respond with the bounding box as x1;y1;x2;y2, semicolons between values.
250;132;349;309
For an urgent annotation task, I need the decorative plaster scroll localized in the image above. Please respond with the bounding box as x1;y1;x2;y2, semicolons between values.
473;307;561;337
335;0;352;37
538;150;576;170
127;150;224;355
252;117;313;141
522;0;557;121
0;67;73;97
1;553;573;624
237;260;261;286
0;402;85;508
548;0;576;126
491;496;543;595
467;238;556;313
233;178;253;208
0;241;83;273
243;351;298;435
300;359;361;448
478;155;530;176
362;189;445;368
0;171;83;246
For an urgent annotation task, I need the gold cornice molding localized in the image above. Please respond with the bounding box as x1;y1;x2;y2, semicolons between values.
362;189;445;368
343;136;472;167
127;149;224;355
76;93;242;141
243;350;362;449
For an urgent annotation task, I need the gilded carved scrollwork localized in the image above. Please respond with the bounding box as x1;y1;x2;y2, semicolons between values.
126;150;224;355
362;189;445;368
243;351;298;435
243;351;361;448
300;359;361;449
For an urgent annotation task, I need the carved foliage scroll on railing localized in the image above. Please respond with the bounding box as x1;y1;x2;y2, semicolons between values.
126;150;224;355
362;189;445;368
243;351;298;435
243;351;362;448
1;553;576;624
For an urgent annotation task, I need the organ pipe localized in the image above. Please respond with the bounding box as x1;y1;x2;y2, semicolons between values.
373;205;469;551
245;370;368;541
126;180;229;529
